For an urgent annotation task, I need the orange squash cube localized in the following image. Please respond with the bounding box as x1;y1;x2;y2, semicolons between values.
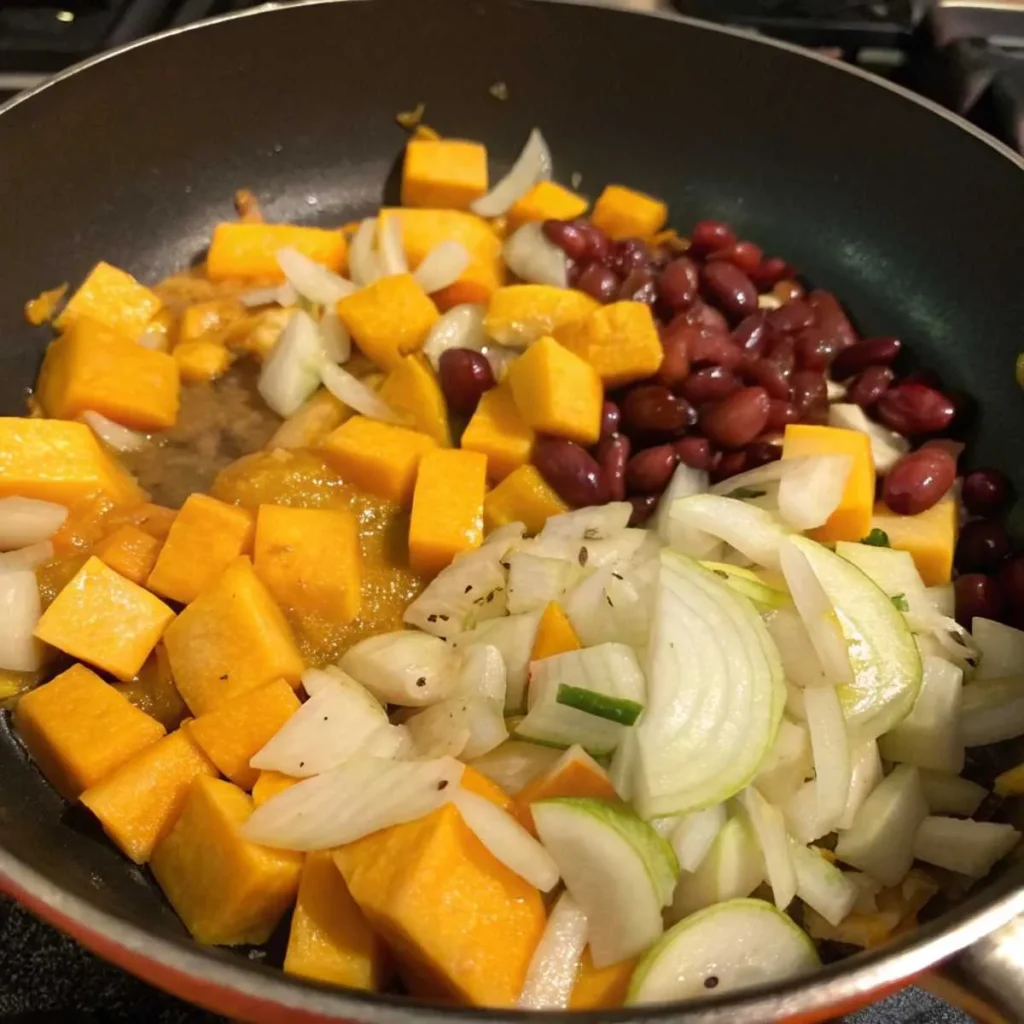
174;340;233;382
555;301;664;388
93;524;162;586
55;261;162;340
513;745;617;835
150;776;303;945
460;766;514;811
460;385;535;483
162;557;304;715
401;139;488;210
570;950;638;1010
207;223;347;281
252;769;299;807
871;494;957;586
177;298;248;347
378;355;452;446
80;727;217;863
34;557;175;682
590;185;668;240
147;493;255;605
14;664;165;798
531;601;582;661
127;503;178;541
484;464;568;535
507;182;589;232
485;285;599;349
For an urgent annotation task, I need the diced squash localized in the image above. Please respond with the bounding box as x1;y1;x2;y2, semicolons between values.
995;763;1024;796
321;416;438;505
460;766;514;811
37;319;180;430
871;494;957;587
555;301;664;388
34;557;174;682
507;181;588;232
174;340;233;382
570;949;638;1010
782;424;876;543
150;776;302;945
93;524;162;586
14;664;165;799
269;389;350;450
409;449;487;577
461;385;535;483
253;504;362;622
284;851;389;990
378;355;452;446
55;262;162;339
186;679;301;790
128;502;178;541
147;494;255;605
484;464;568;535
177;298;247;347
80;727;217;863
252;769;300;807
336;274;439;370
485;285;599;349
334;803;545;1007
507;336;603;445
207;223;347;281
531;602;582;661
590;185;668;241
513;745;617;835
401;139;488;210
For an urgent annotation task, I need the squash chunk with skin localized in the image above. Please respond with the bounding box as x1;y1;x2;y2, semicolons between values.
507;181;588;232
34;557;174;682
14;664;165;799
207;223;347;281
782;424;876;543
570;949;638;1010
285;851;389;990
555;301;664;388
336;274;440;370
402;139;488;210
871;494;957;586
513;745;617;835
81;727;217;864
334;804;545;1007
151;776;302;946
94;524;162;586
590;185;668;240
186;679;300;790
55;261;162;339
252;769;299;807
507;336;603;445
322;416;438;505
174;340;233;382
253;504;362;622
162;557;304;715
461;385;535;483
409;449;487;577
379;355;452;446
484;464;568;535
147;494;255;605
37;319;180;430
485;285;599;349
531;601;582;661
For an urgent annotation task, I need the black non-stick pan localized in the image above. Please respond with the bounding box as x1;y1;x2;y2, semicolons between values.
1;1;1024;1021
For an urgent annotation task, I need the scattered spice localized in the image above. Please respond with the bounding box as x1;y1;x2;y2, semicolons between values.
416;676;427;688
437;779;449;791
489;81;509;101
703;976;719;990
578;546;589;567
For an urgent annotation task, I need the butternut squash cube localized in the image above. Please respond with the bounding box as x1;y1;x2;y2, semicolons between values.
507;336;603;445
782;424;876;543
128;502;177;541
460;385;535;483
252;769;299;807
34;557;174;682
207;223;347;281
14;664;165;799
37;319;180;430
150;776;303;945
871;494;957;586
253;504;362;622
178;298;247;347
507;181;588;232
80;727;217;863
334;803;545;1007
321;416;438;505
485;285;599;349
484;464;568;535
147;493;254;605
590;185;668;240
555;301;664;388
513;745;617;835
174;340;233;382
55;261;162;340
378;355;452;446
531;601;582;661
401;139;488;210
186;679;300;790
162;557;304;716
570;950;638;1010
284;851;389;990
93;524;162;586
409;449;487;577
460;766;514;810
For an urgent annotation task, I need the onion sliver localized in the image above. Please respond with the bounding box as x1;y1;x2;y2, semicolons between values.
377;214;408;277
518;892;588;1009
0;540;54;573
318;310;352;364
80;411;147;453
0;569;43;671
503;223;567;288
802;685;851;834
319;360;406;424
777;454;852;531
470;128;552;217
349;218;381;287
340;629;459;706
0;497;67;551
275;246;356;305
421;304;487;371
669;495;790;569
240;282;298;309
257;309;323;417
739;787;796;911
413;240;470;294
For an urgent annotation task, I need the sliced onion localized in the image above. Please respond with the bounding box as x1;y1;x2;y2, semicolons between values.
80;411;148;454
470;128;552;217
540;503;633;543
318;310;352;364
669;495;791;569
764;607;829;690
413;240;470;294
463;609;543;712
455;643;507;704
0;497;68;551
506;551;576;614
483;344;518;381
518;892;588;1009
319;359;406;424
275;246;356;305
422;304;487;371
349;218;382;287
828;403;909;473
755;717;813;804
470;740;561;795
789;841;859;927
257;309;324;417
654;463;709;548
973;618;1024;680
803;685;851;834
0;569;42;671
783;780;830;845
740;786;796;911
340;630;459;706
377;213;409;277
405;697;508;759
837;740;883;830
918;769;987;817
503;223;568;288
564;564;653;650
912;816;1020;879
0;540;53;573
669;804;726;873
777;454;853;531
960;677;1024;746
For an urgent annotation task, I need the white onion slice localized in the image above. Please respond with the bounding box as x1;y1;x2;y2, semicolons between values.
454;643;507;704
257;309;324;417
740;787;796;911
973;618;1024;680
377;213;409;277
319;360;406;425
80;411;148;454
470;128;552;217
464;609;544;712
764;607;829;690
803;685;851;834
518;892;588;1009
913;816;1020;878
777;454;852;532
482;344;518;381
0;497;68;551
349;218;382;287
502;223;568;288
669;495;791;569
837;740;883;830
470;741;561;795
318;310;352;364
0;541;53;573
918;769;987;817
0;569;43;671
960;677;1024;746
240;282;299;309
422;304;487;371
340;630;459;706
654;463;709;548
413;240;470;294
828;403;910;473
789;842;859;927
668;804;727;873
276;246;356;305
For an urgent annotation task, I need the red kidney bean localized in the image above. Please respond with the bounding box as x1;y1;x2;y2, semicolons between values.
877;383;957;435
599;400;621;441
807;289;857;350
680;301;730;336
882;448;956;515
688;331;741;371
566;259;581;288
438;348;495;416
596;434;631;502
626;444;678;495
830;336;902;380
622;384;694;436
963;468;1013;516
732;312;769;355
998;557;1024;613
746;440;782;468
794;327;839;372
542;220;589;261
700;386;770;449
767;300;815;335
955;574;1004;628
577;263;620;303
711;449;749;482
628;494;659;527
701;261;758;321
657;257;700;311
846;365;894;408
767;399;798;431
708;241;763;275
956;520;1011;574
655;336;690;391
613;237;650;276
765;335;796;375
921;438;965;463
681;366;741;404
771;279;804;303
619;267;658;305
675;435;713;470
790;370;827;415
690;219;736;256
533;437;606;508
576;221;612;263
744;359;792;401
750;257;793;290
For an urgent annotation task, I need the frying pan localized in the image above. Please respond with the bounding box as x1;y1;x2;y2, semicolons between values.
2;0;1024;1020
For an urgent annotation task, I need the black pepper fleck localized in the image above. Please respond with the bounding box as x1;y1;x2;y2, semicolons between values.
704;976;719;990
437;780;449;791
465;584;473;593
427;613;438;623
612;572;624;580
416;676;427;687
578;546;589;566
219;673;229;680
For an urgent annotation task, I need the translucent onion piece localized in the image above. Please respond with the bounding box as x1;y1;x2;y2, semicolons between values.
81;410;148;453
0;497;68;551
454;643;507;704
739;787;796;911
276;246;356;305
912;816;1020;879
0;569;43;671
803;685;851;834
470;740;561;795
669;804;726;873
421;304;487;371
518;892;588;1009
828;403;910;473
470;128;552;217
340;630;459;706
318;310;352;364
257;309;323;417
669;495;791;569
319;360;406;425
0;540;54;573
348;218;381;287
413;240;470;294
503;223;568;288
377;213;408;277
777;454;853;532
240;282;299;309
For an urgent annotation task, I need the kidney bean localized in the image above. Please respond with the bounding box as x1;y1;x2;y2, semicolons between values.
807;289;858;350
612;237;650;276
744;359;792;401
711;449;749;482
675;435;713;470
575;221;612;263
649;245;673;269
596;434;631;502
794;325;841;371
628;494;659;527
680;301;730;336
542;220;589;261
732;312;769;355
790;370;827;415
689;219;736;256
830;336;902;380
746;440;782;468
765;335;796;375
750;257;793;290
767;399;798;431
686;332;740;372
877;383;957;435
533;437;606;508
701;261;758;321
955;574;1004;628
922;438;965;463
700;386;770;449
437;348;495;416
622;384;694;437
846;365;894;408
767;299;815;335
576;263;620;303
619;267;658;305
956;520;1011;574
626;444;678;495
655;331;690;389
708;241;763;275
657;257;700;311
599;400;621;441
882;448;956;515
771;279;804;303
681;366;741;404
963;468;1013;516
998;557;1024;613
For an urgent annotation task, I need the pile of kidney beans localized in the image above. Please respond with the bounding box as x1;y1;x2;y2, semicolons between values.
436;216;1021;631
